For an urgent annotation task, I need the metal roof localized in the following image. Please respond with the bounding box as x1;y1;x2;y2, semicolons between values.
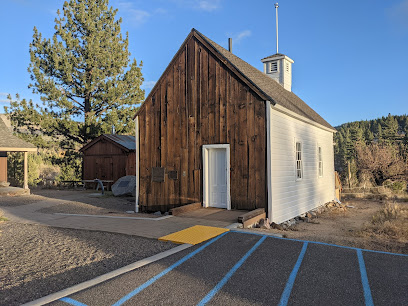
103;134;136;150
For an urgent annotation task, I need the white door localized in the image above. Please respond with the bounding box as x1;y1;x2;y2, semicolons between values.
208;148;227;208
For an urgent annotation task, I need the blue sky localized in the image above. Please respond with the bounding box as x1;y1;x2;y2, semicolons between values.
1;0;407;126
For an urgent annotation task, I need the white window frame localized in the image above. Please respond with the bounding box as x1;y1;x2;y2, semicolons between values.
295;140;303;181
318;145;323;178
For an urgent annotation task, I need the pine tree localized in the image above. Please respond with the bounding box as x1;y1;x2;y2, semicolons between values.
364;128;374;144
382;114;398;141
9;0;144;147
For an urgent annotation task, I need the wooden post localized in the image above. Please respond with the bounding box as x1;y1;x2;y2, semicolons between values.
24;151;28;189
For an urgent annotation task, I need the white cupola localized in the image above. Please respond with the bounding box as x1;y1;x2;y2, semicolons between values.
262;3;294;92
261;54;294;92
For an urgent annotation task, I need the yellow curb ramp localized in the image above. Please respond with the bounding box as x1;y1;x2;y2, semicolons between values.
159;225;229;245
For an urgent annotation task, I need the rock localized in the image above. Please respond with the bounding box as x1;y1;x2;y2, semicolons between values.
163;211;169;216
310;211;317;217
300;213;306;218
306;212;313;219
259;218;271;229
112;175;136;197
153;211;162;216
271;222;283;230
289;218;296;225
0;181;10;187
304;217;311;223
126;211;135;214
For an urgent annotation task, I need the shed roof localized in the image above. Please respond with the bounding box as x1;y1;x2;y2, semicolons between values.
0;115;37;152
103;134;136;150
80;134;135;153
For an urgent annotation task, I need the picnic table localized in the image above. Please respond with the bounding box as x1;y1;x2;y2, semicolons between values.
60;180;84;188
82;179;114;191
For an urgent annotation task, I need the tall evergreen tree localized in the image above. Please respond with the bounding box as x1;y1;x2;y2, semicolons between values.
382;114;398;140
8;0;144;147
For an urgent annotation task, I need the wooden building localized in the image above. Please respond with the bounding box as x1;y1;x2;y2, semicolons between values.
0;115;37;190
134;29;337;223
80;134;136;183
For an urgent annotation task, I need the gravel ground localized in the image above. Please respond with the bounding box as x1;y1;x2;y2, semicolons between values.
0;222;175;306
31;189;160;217
0;194;45;207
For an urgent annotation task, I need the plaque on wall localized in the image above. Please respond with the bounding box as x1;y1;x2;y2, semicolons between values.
168;170;178;180
152;167;165;182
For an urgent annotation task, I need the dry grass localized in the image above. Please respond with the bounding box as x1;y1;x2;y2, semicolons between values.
356;202;408;243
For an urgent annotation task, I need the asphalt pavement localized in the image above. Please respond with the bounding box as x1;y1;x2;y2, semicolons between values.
46;231;407;306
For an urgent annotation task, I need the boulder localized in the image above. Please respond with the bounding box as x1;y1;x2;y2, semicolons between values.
259;218;271;229
0;181;10;187
112;175;136;197
271;222;283;230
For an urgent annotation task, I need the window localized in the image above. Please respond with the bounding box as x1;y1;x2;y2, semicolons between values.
318;146;323;177
296;142;303;180
270;61;278;73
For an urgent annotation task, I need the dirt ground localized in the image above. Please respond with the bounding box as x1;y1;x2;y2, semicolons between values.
255;197;408;254
0;188;157;217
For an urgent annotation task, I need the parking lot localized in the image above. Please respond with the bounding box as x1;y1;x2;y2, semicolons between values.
46;231;407;306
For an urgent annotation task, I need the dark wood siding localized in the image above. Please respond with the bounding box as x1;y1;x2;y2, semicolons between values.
82;139;135;183
137;36;266;211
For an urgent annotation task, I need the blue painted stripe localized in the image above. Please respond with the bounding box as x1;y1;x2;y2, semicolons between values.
112;232;229;306
278;242;308;306
357;250;374;306
60;297;88;306
230;230;408;257
197;235;267;306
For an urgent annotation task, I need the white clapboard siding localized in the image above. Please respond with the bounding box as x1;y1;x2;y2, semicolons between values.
269;106;335;223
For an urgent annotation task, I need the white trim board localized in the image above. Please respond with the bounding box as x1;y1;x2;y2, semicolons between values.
266;101;272;221
135;116;140;213
202;144;231;210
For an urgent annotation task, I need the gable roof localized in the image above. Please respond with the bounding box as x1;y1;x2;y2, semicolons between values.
136;29;334;131
0;115;37;152
80;134;135;153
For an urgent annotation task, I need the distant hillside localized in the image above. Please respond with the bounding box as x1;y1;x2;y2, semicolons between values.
334;114;408;189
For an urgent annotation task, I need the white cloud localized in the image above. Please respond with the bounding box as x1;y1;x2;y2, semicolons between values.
0;100;10;104
141;80;157;90
154;8;168;15
197;0;221;12
234;30;251;43
169;0;222;12
387;0;408;30
116;1;151;26
128;9;151;25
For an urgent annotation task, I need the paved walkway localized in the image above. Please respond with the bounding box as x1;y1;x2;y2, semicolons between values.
44;231;408;306
0;194;235;239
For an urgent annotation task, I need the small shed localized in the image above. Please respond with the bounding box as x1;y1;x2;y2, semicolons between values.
80;134;136;183
0;115;37;190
